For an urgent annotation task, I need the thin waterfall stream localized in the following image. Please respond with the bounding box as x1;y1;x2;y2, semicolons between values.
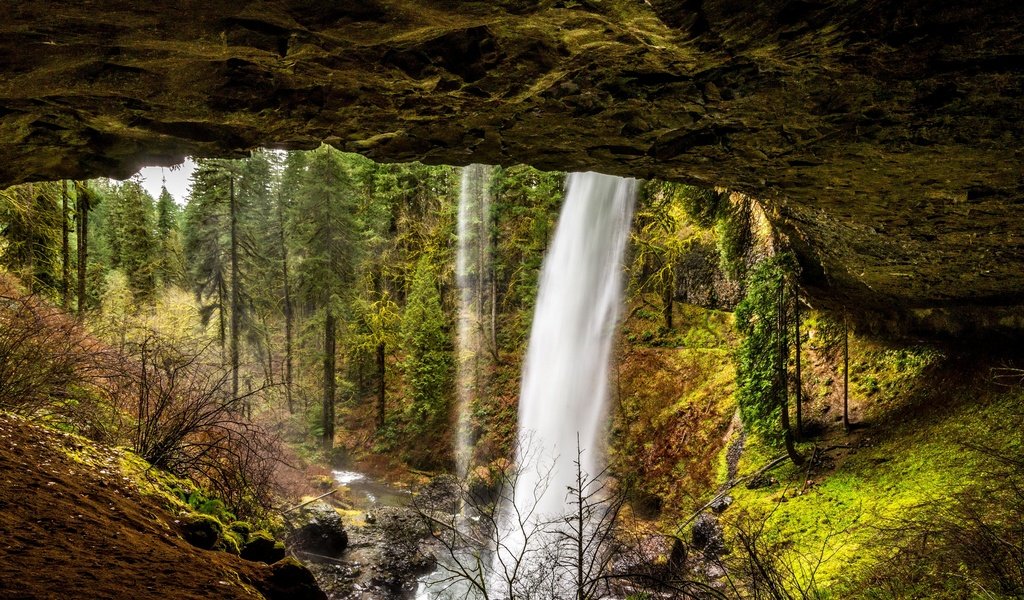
455;164;494;480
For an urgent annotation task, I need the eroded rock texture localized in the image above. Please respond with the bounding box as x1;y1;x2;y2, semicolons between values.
1;1;1022;332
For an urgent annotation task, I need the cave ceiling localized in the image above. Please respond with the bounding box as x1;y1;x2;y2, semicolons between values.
2;0;1023;333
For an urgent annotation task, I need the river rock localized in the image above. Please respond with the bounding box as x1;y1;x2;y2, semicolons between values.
241;531;287;564
289;502;349;557
179;514;223;550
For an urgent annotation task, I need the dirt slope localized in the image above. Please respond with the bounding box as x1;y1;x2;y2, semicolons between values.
0;413;299;600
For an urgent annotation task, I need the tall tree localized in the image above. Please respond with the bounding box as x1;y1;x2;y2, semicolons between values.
184;161;231;356
106;180;158;301
0;182;62;293
74;181;92;313
291;146;362;451
794;291;804;440
154;184;185;287
61;181;70;306
400;256;453;439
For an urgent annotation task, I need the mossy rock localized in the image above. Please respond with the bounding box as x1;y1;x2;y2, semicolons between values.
217;531;242;555
229;521;253;542
241;530;287;564
179;514;223;550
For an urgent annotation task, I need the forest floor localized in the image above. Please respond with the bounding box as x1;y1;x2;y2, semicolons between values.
0;412;294;600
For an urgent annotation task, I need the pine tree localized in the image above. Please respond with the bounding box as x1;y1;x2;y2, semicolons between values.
114;180;158;301
0;182;63;294
155;184;185;287
291;146;363;451
400;256;453;436
184;161;231;355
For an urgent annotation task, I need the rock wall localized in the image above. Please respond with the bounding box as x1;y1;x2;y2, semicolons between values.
1;1;1023;332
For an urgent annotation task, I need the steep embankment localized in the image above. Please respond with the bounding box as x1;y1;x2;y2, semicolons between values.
713;336;1024;596
0;413;320;600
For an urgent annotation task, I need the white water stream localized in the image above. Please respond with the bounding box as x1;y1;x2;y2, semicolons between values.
455;164;494;480
418;171;636;599
511;171;636;520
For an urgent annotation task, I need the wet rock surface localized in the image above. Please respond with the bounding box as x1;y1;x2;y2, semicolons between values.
2;2;1024;333
289;501;350;556
303;506;434;600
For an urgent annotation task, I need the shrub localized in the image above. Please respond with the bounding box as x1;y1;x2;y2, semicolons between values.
111;328;282;517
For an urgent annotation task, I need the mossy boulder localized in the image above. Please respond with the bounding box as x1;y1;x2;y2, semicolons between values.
241;530;287;564
179;514;223;550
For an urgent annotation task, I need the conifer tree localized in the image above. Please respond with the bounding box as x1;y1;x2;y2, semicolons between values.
291;146;362;451
400;256;453;437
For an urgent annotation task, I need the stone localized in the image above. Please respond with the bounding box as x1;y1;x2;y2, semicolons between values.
241;531;287;564
2;2;1024;334
691;512;725;557
179;514;222;551
254;557;327;600
288;502;348;556
709;495;733;514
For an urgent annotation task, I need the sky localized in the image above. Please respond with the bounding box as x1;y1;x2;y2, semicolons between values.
133;158;197;206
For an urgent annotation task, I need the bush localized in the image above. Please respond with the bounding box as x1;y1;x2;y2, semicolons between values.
0;280;120;440
111;328;282;517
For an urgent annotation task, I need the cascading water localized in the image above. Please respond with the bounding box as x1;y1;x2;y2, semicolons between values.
455;164;494;480
514;171;636;521
418;171;635;600
492;171;637;596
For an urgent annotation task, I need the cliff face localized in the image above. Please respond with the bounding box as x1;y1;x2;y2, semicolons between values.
1;1;1022;332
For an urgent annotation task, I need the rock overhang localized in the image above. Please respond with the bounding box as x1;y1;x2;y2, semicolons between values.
2;0;1023;335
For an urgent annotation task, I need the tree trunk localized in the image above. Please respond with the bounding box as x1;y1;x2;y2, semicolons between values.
488;223;500;364
779;281;803;466
794;292;803;441
843;311;851;433
376;341;386;430
323;310;337;452
75;182;88;314
662;263;674;330
61;181;70;307
229;176;240;406
277;191;295;414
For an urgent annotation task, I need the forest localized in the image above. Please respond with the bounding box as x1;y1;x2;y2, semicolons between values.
0;144;1020;600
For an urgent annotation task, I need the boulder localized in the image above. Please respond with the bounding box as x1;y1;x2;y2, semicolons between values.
241;531;287;564
253;557;326;600
179;514;222;550
691;512;726;558
288;502;348;556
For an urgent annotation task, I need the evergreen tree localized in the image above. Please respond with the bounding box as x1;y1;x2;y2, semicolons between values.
0;182;63;293
113;180;158;301
184;161;231;354
400;256;453;437
155;184;185;287
291;146;363;451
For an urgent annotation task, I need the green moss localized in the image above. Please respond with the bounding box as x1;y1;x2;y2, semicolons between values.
720;368;1023;593
180;513;224;550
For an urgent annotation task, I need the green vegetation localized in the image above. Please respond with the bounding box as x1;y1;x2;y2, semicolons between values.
1;150;1021;598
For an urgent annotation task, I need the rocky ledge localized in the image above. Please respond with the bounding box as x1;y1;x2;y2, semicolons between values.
1;1;1023;333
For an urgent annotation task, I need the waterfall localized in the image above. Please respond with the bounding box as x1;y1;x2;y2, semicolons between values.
496;171;636;594
418;171;635;600
456;164;494;479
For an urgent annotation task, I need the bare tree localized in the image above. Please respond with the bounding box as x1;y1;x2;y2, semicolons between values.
414;437;557;600
414;436;712;600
